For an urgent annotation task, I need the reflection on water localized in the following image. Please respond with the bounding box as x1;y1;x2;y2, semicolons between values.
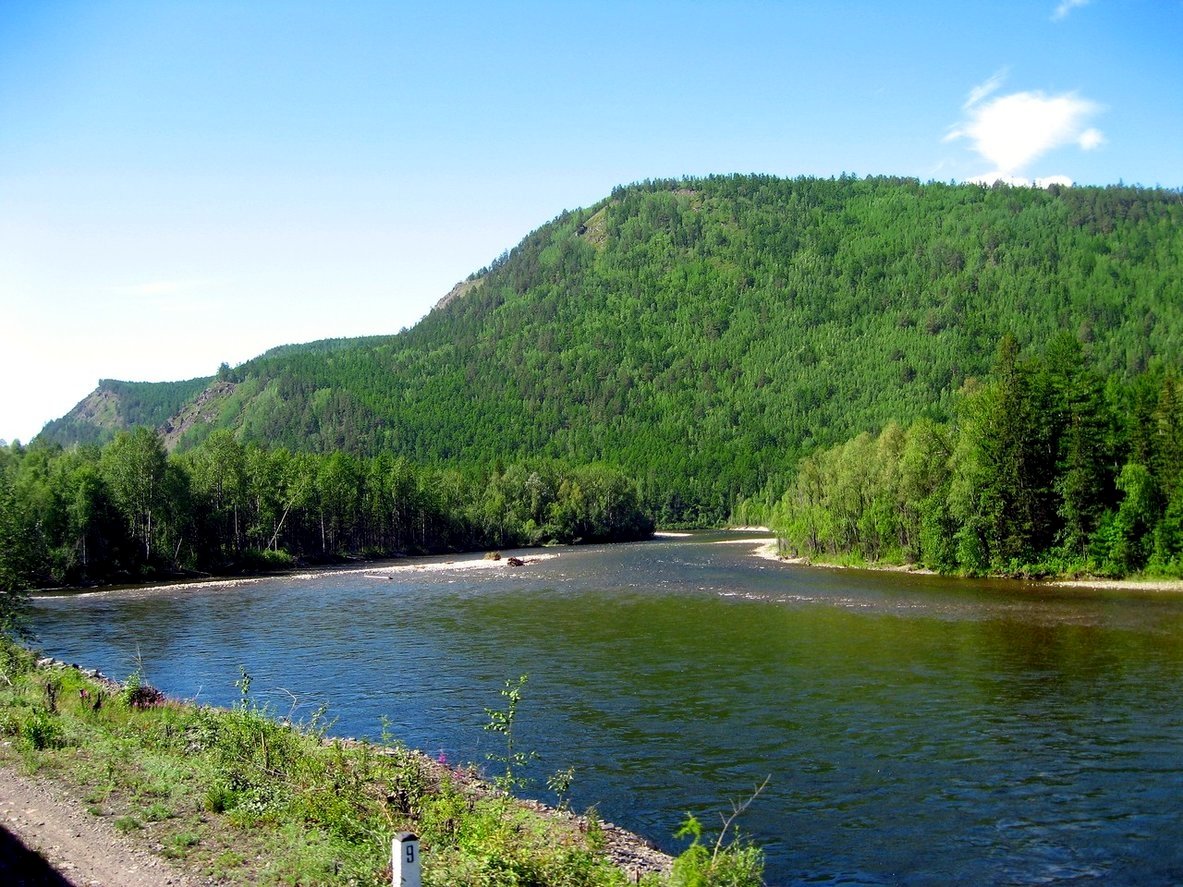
29;533;1183;885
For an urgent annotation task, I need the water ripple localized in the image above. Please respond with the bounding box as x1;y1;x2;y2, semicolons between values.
27;533;1183;885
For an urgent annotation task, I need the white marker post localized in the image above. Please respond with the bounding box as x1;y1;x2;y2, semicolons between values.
392;832;421;887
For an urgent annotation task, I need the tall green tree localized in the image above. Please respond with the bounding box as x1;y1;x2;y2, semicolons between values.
186;429;248;559
898;418;953;567
1152;372;1183;501
101;428;171;565
316;451;362;554
1043;335;1113;558
949;336;1057;572
0;451;40;627
1097;462;1159;574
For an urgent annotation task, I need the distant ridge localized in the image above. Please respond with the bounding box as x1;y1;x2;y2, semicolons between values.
40;376;213;447
38;174;1183;523
432;277;483;313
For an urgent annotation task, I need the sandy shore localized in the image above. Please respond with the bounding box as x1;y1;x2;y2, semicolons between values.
749;537;1183;590
355;551;557;579
31;551;559;599
750;539;932;575
1046;576;1183;593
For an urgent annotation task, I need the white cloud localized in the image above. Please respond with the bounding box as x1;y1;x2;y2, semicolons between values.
946;76;1104;183
1078;127;1105;150
1035;174;1076;188
964;70;1007;110
1053;0;1091;21
964;172;1075;189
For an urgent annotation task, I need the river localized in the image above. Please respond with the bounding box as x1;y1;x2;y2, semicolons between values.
28;531;1183;885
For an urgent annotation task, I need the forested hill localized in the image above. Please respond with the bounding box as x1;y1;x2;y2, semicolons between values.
40;377;212;446
40;175;1183;524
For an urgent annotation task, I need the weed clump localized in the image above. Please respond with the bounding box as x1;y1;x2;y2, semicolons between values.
118;667;165;709
21;707;64;750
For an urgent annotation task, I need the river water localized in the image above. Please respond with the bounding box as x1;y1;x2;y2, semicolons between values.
28;532;1183;885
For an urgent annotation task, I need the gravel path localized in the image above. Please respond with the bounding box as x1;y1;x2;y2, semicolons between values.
0;763;207;887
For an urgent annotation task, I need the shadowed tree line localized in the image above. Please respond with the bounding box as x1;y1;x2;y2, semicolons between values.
0;429;652;595
750;334;1183;577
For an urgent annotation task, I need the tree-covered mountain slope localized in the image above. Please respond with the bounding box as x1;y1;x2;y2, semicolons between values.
40;175;1183;523
40;377;212;447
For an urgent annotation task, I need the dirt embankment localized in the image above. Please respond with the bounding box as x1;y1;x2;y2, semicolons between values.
0;744;670;887
0;764;210;887
2;651;671;886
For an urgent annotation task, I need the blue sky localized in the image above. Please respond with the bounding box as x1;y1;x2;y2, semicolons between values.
1;0;1180;443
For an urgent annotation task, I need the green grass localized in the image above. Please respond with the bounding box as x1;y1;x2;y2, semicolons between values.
0;642;763;886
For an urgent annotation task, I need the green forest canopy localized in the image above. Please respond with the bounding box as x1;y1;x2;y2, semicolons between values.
38;175;1183;529
754;334;1183;578
0;429;653;594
